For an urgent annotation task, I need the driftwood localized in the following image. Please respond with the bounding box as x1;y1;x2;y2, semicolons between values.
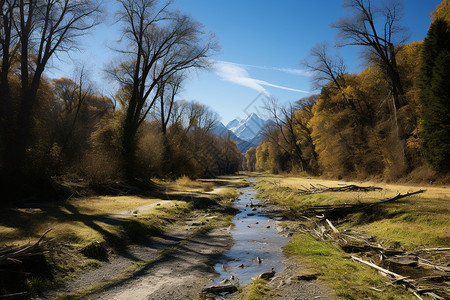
352;256;450;300
289;187;450;299
0;229;53;265
297;184;382;194
297;216;449;299
201;284;237;295
351;256;407;280
385;255;418;267
325;219;339;233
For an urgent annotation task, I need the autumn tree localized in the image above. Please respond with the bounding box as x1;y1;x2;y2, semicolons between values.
419;18;450;171
51;71;113;165
245;147;256;171
431;0;450;23
264;98;315;173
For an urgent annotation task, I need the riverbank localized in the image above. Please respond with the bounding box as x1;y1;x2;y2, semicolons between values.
254;173;449;299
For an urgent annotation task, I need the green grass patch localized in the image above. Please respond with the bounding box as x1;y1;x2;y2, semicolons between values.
246;279;275;300
284;234;415;299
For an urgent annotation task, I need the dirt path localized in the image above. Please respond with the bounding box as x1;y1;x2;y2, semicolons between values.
90;228;233;300
107;200;173;220
37;220;234;300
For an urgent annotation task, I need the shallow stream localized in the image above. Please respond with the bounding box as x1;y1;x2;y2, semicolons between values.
213;179;288;285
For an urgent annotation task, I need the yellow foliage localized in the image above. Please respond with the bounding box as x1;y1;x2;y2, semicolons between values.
431;0;450;23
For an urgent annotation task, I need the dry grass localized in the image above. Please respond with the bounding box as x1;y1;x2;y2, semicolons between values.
216;187;241;200
255;173;450;251
63;196;161;216
262;174;448;200
165;175;215;192
0;196;170;246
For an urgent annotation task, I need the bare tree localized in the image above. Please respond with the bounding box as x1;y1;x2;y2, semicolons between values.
303;42;347;91
0;0;19;171
17;0;101;139
264;98;308;172
332;0;406;108
156;73;184;136
302;42;371;122
0;0;18;102
112;0;218;178
184;101;218;135
54;66;93;152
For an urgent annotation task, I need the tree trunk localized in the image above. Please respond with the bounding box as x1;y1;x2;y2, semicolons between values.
121;119;138;181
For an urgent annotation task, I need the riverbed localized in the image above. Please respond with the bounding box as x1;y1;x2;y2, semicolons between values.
213;179;288;285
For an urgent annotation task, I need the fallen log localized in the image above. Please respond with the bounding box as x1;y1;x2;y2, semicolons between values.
349;256;447;300
414;248;450;252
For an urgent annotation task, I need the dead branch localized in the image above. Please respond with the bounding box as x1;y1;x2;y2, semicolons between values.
300;190;425;219
0;229;53;265
325;219;339;233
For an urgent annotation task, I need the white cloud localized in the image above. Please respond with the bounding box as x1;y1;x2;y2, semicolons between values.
214;61;268;95
213;60;310;95
275;67;312;77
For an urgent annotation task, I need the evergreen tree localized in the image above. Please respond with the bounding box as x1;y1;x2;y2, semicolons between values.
419;19;450;171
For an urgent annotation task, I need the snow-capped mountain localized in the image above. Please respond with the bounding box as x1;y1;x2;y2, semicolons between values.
226;113;268;142
211;122;258;153
210;113;270;153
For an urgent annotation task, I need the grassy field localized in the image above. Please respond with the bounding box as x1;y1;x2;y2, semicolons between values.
255;174;449;250
254;173;449;299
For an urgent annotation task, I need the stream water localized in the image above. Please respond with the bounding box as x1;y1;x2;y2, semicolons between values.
213;179;288;285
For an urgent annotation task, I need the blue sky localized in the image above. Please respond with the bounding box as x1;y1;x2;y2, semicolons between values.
46;0;441;124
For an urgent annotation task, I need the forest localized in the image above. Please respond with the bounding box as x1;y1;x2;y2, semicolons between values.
0;0;241;205
244;0;450;184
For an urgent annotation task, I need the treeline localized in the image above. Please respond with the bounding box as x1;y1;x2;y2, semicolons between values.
246;0;450;182
0;0;240;204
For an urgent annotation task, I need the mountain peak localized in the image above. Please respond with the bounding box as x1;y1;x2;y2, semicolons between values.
225;113;269;144
246;112;263;121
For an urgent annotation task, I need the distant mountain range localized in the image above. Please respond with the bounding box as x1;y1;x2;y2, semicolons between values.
211;113;271;153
